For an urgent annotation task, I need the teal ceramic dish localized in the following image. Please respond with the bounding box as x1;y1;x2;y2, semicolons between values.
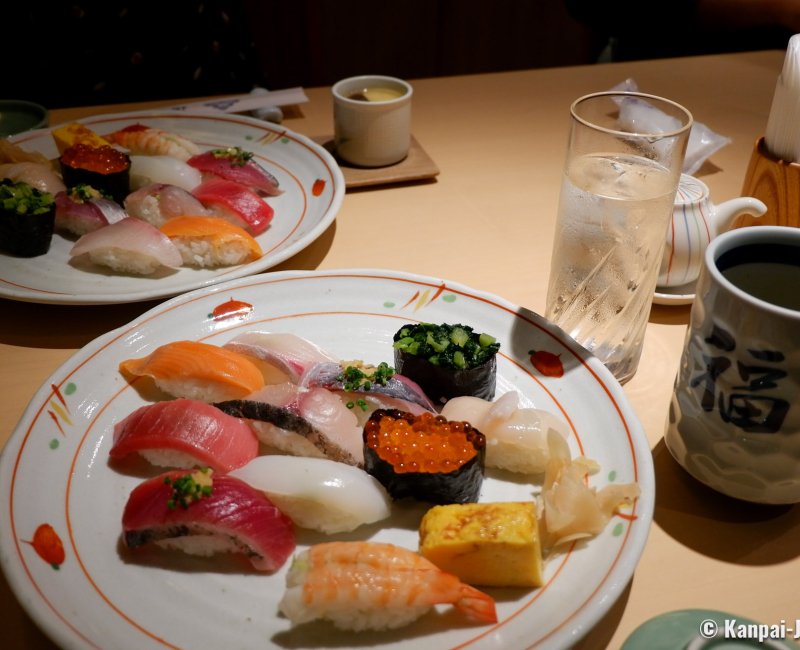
0;100;48;137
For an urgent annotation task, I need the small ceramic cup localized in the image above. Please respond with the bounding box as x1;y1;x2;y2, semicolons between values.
0;100;48;137
665;225;800;504
332;75;412;168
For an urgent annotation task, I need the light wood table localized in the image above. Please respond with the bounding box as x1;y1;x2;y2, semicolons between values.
2;50;793;649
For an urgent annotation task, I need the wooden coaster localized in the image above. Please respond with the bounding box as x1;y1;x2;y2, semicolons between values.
312;135;440;189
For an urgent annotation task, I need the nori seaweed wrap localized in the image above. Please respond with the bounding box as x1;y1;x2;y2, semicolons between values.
393;323;500;405
363;409;485;504
0;179;55;257
60;143;130;203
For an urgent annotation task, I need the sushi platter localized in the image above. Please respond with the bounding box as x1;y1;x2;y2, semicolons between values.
0;268;655;650
0;112;344;304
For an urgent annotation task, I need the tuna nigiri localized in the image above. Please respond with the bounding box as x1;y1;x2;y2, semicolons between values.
279;541;497;630
160;215;262;268
119;340;265;402
192;178;274;236
108;124;201;161
122;468;295;571
230;455;392;533
110;399;258;472
124;182;210;227
187;147;281;196
69;217;182;275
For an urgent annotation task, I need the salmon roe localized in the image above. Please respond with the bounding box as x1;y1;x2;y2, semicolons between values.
61;143;130;174
364;411;485;474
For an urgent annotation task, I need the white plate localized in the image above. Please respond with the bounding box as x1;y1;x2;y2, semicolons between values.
654;280;697;306
1;112;344;305
0;269;654;650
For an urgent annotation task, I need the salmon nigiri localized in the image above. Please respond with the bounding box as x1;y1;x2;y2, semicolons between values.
123;469;295;571
160;215;262;268
110;399;258;472
187;146;282;196
192;178;274;236
119;340;265;402
279;541;497;630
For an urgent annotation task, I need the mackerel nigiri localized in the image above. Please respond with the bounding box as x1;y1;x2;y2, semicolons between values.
160;215;262;268
55;185;128;236
119;340;265;402
187;146;281;196
69;217;182;275
192;178;274;236
110;399;258;472
122;469;295;572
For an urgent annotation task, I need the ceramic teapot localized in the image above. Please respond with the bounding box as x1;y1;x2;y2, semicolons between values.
657;174;767;289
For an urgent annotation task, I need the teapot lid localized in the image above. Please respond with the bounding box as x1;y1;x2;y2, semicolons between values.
674;173;708;206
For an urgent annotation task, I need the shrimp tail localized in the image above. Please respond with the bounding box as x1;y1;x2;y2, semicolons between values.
455;584;498;624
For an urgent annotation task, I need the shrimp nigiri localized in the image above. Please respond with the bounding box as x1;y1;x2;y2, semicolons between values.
108;124;201;161
119;340;265;402
279;541;497;631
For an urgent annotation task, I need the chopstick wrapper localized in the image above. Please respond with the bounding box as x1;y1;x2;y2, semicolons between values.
739;34;800;228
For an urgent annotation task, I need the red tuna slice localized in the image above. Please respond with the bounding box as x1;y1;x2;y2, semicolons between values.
192;178;274;236
110;399;258;473
122;469;296;572
187;147;281;196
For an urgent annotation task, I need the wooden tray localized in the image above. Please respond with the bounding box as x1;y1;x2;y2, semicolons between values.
312;135;439;189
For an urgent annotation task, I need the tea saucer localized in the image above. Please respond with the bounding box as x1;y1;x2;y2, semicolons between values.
654;280;696;306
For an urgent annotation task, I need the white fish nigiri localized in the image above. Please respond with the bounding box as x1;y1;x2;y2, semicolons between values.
129;155;202;192
0;162;66;194
441;391;570;474
70;217;182;275
223;331;339;384
124;182;210;227
230;455;392;533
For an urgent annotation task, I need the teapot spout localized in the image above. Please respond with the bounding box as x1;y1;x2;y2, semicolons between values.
714;197;767;233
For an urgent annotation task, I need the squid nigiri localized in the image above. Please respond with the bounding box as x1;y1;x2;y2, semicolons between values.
69;217;182;275
108;124;201;161
122;468;295;571
129;155;202;192
110;399;258;472
230;455;391;533
119;340;265;402
124;182;210;227
160;215;262;268
187;147;281;196
192;178;274;236
279;541;497;630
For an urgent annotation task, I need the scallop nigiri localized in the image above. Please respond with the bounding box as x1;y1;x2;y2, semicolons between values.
69;217;182;275
279;541;497;630
122;468;295;571
119;340;265;402
110;399;258;472
124;182;210;227
108;124;201;161
192;178;274;235
160;215;262;268
187;146;281;196
230;455;391;533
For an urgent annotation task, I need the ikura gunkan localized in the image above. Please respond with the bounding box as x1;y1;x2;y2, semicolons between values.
59;143;131;204
363;409;486;504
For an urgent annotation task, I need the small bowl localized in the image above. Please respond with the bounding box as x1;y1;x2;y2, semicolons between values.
0;100;49;137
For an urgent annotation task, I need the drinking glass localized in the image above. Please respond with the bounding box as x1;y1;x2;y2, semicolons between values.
545;91;693;383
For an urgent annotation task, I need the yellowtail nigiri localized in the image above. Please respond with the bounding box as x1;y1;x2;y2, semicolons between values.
119;340;265;402
160;215;262;268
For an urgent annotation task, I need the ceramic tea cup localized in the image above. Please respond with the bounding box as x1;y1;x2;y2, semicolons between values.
332;75;412;168
665;225;800;504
